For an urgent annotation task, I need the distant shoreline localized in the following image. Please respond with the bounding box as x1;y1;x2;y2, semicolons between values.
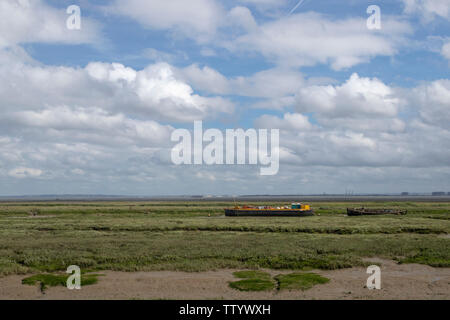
1;195;450;202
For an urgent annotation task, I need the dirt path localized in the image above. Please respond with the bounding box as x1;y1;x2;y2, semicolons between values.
1;259;448;300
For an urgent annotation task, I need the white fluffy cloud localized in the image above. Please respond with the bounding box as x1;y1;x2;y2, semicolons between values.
295;73;401;118
103;2;413;71
255;113;313;131
410;79;450;130
105;0;224;41
4;106;174;147
226;6;258;32
228;13;412;70
0;49;233;123
0;48;233;186
86;62;234;121
178;65;304;98
255;73;450;171
255;112;449;169
0;0;102;48
403;0;450;21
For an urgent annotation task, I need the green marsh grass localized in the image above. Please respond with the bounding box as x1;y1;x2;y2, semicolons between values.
275;272;330;291
0;201;448;276
22;273;100;292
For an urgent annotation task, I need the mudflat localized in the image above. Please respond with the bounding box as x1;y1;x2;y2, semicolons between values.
1;259;448;300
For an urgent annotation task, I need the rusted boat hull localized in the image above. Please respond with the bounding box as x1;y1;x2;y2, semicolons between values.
347;208;407;216
225;209;314;217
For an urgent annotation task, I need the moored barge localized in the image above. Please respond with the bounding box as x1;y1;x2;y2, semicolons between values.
225;203;314;217
347;208;407;216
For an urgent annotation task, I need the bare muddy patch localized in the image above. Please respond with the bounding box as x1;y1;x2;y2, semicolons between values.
0;260;448;300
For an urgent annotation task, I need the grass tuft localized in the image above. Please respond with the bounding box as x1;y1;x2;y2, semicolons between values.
229;279;275;291
22;273;100;292
229;269;275;291
275;272;329;291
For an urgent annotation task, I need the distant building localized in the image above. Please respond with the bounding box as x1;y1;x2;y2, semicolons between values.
401;192;409;196
432;192;446;196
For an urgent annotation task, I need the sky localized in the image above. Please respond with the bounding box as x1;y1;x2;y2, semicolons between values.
0;0;449;196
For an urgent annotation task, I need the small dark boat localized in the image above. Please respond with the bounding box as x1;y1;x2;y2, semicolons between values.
347;208;407;216
225;203;314;217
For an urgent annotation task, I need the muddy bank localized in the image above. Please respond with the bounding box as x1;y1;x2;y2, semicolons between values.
0;259;448;300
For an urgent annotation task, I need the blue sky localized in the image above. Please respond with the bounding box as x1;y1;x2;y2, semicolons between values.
0;0;449;195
